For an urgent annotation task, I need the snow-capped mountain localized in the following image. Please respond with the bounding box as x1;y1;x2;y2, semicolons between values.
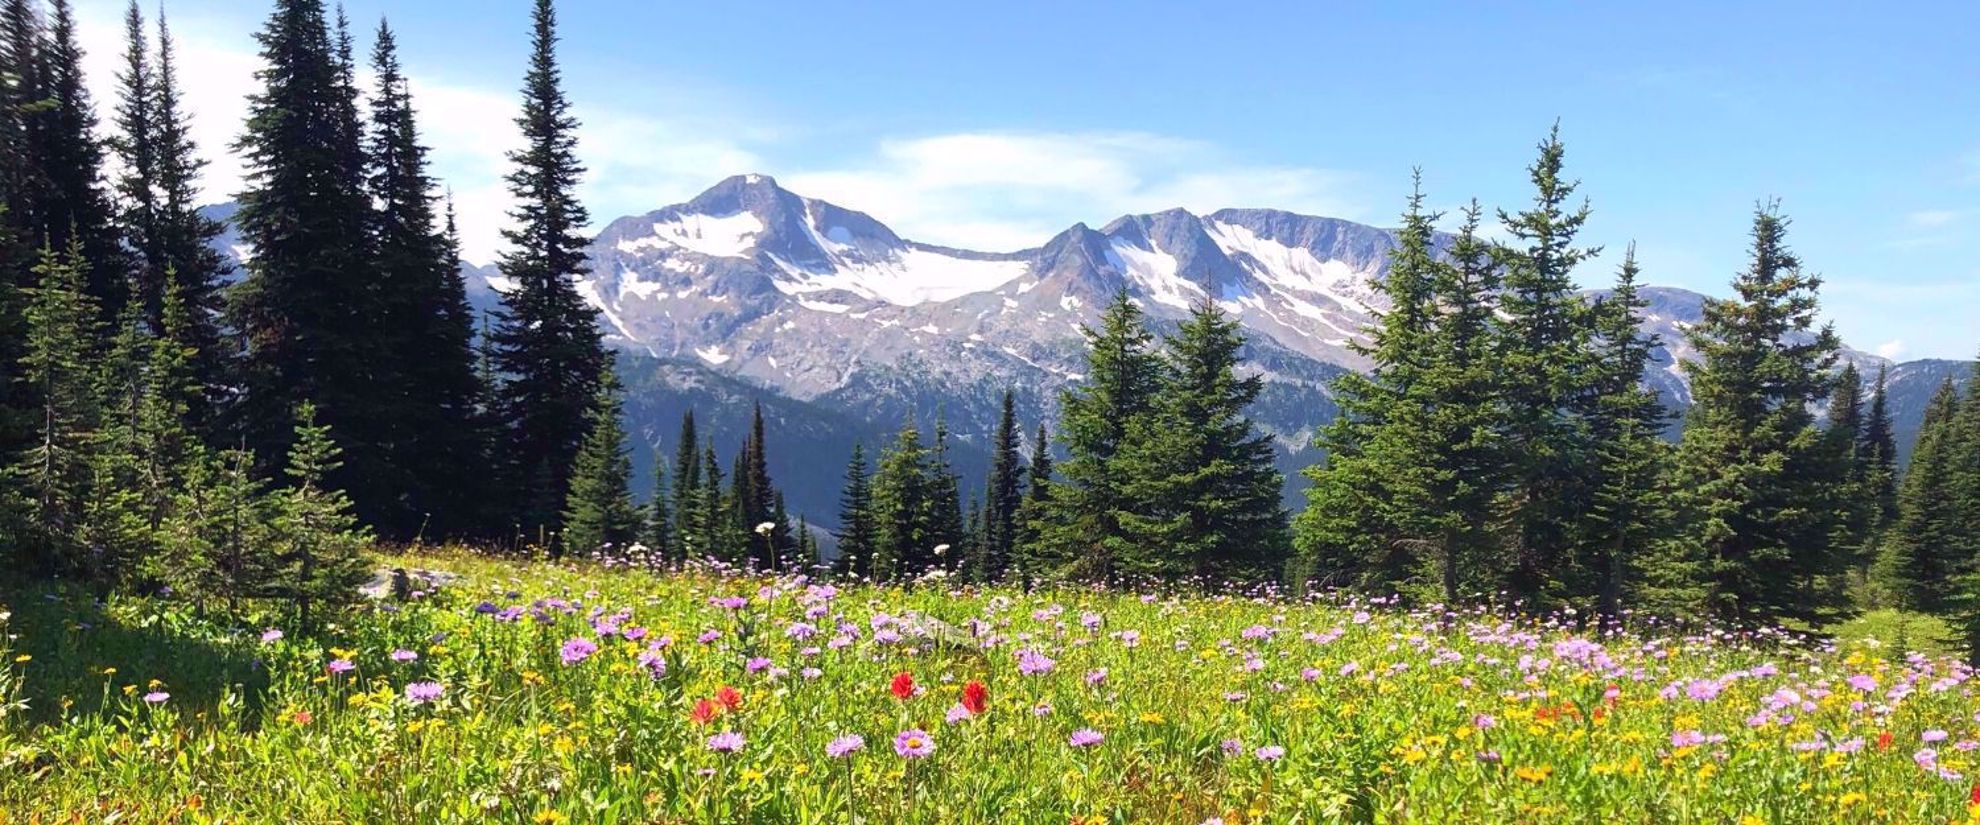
208;176;1959;526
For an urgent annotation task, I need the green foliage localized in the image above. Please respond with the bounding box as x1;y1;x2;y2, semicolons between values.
835;442;875;577
974;390;1025;583
268;402;372;632
10;240;102;578
560;366;640;556
868;421;935;581
1669;203;1845;627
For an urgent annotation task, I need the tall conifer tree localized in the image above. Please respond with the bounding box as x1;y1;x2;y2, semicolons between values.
489;0;606;539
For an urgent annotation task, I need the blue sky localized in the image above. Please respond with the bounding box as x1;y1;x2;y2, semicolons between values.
74;0;1980;359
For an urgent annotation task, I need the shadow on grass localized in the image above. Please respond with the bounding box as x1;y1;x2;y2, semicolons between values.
2;581;272;726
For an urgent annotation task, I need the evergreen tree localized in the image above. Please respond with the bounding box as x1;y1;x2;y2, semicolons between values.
1295;176;1442;594
1881;378;1962;611
149;10;230;436
34;0;129;319
269;401;371;632
1033;290;1163;581
230;0;391;525
11;240;102;578
870;421;934;581
1580;245;1674;626
1012;422;1054;581
83;274;154;583
671;411;702;557
1823;363;1872;571
1117;296;1289;583
698;442;736;562
159;448;271;615
1861;365;1899;538
1490;126;1601;610
642;462;671;562
365;20;489;539
560;364;639;555
110;1;159;317
927;413;965;568
978;389;1024;582
796;514;818;569
1670;203;1844;626
489;0;606;538
835;442;875;578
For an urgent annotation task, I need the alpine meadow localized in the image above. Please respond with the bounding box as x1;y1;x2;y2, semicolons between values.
4;0;1980;822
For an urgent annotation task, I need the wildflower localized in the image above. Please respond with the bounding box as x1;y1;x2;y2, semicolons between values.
1221;739;1244;756
755;521;777;536
142;691;170;705
1254;745;1286;761
1017;648;1056;676
1847;673;1877;692
327;659;355;675
690;699;720;725
404;681;444;704
890;671;917;700
894;728;935;758
260;629;284;643
390;649;418;663
707;731;745;753
698;629;722;644
289;709;313;725
946;703;972;724
560;637;598;665
1086;668;1108;686
826;734;864;758
1070;728;1104;748
961;680;989;715
715;685;743;711
1924;729;1950;743
746;657;773;674
1473;714;1496;730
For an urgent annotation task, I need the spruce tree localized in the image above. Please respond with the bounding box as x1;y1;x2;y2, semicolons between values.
671;411;702;557
149;10;229;436
560;364;639;556
10;240;101;578
835;442;875;578
489;0;606;538
1823;363;1872;573
1670;203;1844;626
1295;176;1441;594
927;413;965;568
1490;126;1601;610
365;20;490;540
1580;245;1674;626
1118;296;1289;583
1012;422;1053;581
231;0;391;525
1034;289;1163;581
698;442;734;562
978;389;1024;582
269;401;372;633
870;421;934;581
643;462;671;562
1861;365;1900;538
111;1;160;318
1881;378;1962;611
160;448;270;615
35;0;129;320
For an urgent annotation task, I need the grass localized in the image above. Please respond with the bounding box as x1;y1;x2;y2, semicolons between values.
3;551;1979;823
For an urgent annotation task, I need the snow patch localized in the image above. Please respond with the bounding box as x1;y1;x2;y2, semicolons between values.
695;346;731;365
628;211;765;258
1106;239;1200;310
770;248;1029;306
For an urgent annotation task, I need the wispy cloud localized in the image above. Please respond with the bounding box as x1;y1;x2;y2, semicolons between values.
1905;209;1960;229
785;132;1365;252
1875;339;1908;360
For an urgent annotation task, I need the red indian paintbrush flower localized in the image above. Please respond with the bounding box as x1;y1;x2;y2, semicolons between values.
1970;783;1980;805
890;671;916;700
1877;731;1894;752
715;685;743;711
961;680;988;715
690;699;719;725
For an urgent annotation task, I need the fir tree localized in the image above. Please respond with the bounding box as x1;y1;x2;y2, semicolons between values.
149;9;230;436
1490;126;1601;610
1034;289;1163;581
927;414;965;569
1580;245;1674;627
10;240;101;578
1881;378;1962;611
160;448;271;615
269;401;372;633
1670;203;1844;626
560;364;639;556
1295;175;1441;594
1013;422;1053;582
642;462;671;562
1117;296;1289;583
698;442;735;562
1823;363;1872;572
1861;365;1899;537
978;389;1024;582
230;0;391;525
35;0;129;320
365;19;489;540
671;411;702;557
835;442;875;578
489;0;606;538
870;421;934;581
110;1;159;317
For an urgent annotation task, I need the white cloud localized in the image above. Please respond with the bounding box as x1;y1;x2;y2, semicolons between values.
1875;339;1908;360
784;132;1365;252
72;7;1360;263
1905;209;1960;229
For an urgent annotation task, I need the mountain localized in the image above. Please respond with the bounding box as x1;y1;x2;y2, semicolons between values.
202;176;1965;529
